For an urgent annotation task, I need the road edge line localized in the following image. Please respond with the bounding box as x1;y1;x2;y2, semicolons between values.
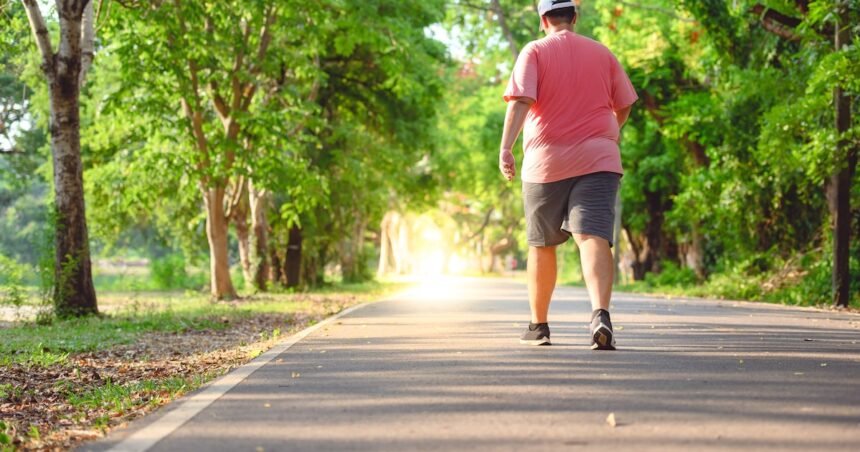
106;301;374;452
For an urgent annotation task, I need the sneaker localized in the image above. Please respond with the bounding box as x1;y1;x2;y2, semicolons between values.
520;322;551;346
590;309;616;350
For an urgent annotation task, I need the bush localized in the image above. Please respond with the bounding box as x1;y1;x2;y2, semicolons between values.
645;261;698;287
150;254;190;290
0;254;28;309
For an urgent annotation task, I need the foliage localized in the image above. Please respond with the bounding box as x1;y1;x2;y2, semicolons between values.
1;0;858;305
149;253;193;291
0;253;27;310
645;261;698;287
436;0;858;304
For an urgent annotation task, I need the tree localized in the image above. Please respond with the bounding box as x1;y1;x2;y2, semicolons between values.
105;0;315;299
21;0;98;317
829;2;856;308
737;0;858;305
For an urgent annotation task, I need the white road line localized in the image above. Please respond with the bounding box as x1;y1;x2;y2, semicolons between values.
106;302;373;452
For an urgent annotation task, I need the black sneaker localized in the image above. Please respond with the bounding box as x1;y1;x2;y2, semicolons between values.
590;309;616;350
520;322;551;346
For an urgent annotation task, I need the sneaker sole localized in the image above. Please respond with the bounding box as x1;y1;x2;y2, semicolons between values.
591;325;615;350
519;338;552;346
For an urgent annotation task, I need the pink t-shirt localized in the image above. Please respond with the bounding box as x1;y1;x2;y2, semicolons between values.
504;31;638;183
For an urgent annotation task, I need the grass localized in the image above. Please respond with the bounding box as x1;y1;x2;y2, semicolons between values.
64;376;201;430
0;309;226;366
0;279;406;450
0;279;402;366
564;268;860;310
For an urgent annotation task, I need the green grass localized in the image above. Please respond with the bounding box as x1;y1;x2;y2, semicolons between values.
567;264;860;309
61;375;212;430
0;421;12;450
0;280;403;366
0;310;226;366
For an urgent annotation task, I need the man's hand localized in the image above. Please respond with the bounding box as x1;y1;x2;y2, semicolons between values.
499;149;516;182
498;97;532;182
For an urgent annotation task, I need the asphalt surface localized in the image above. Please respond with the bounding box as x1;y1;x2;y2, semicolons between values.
92;277;860;451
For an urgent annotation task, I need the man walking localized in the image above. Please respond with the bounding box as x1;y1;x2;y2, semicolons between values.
499;0;637;349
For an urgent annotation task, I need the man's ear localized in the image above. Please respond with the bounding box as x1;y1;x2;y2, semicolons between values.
573;14;579;26
540;16;548;31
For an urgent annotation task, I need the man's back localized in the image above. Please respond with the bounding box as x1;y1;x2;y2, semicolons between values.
505;31;637;183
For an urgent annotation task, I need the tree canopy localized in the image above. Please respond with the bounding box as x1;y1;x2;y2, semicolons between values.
1;0;857;311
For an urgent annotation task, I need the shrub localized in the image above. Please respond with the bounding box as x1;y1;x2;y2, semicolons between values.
0;254;28;310
150;254;190;290
645;261;698;287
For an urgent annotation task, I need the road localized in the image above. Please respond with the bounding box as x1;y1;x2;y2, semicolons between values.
92;277;860;451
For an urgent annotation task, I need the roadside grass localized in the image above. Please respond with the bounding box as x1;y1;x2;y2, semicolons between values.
0;280;401;367
563;266;860;310
63;375;208;430
0;280;406;450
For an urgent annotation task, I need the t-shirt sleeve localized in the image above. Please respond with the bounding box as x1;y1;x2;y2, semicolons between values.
503;44;538;103
609;53;638;110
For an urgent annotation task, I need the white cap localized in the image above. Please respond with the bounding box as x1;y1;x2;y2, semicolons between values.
538;0;576;17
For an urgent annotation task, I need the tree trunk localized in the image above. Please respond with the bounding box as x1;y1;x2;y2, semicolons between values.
285;225;303;288
830;6;856;307
687;228;706;280
50;54;98;317
249;183;270;291
377;212;393;277
204;188;237;299
269;238;282;286
642;191;666;275
341;217;367;282
22;0;99;317
233;192;253;287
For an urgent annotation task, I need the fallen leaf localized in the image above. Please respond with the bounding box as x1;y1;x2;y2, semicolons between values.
820;363;828;367
606;412;617;428
292;372;301;378
263;403;271;408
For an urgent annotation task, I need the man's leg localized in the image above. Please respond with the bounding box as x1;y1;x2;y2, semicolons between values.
528;245;557;323
572;234;613;311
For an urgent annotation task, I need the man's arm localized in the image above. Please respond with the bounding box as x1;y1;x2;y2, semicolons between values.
499;97;535;181
614;105;632;129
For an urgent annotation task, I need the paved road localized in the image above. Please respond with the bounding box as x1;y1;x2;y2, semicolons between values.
94;277;860;451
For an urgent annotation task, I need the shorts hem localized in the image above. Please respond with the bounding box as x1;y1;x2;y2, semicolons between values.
527;236;570;248
563;228;615;248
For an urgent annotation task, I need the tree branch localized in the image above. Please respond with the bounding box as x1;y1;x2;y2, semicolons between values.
750;5;803;41
0;145;26;155
228;18;251;113
80;0;95;85
465;207;495;243
454;1;492;13
22;0;55;75
489;0;518;60
255;7;276;65
224;175;247;221
171;0;211;180
618;1;696;23
209;81;231;122
238;6;276;112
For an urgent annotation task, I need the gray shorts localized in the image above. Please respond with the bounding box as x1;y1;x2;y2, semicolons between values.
523;171;621;248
